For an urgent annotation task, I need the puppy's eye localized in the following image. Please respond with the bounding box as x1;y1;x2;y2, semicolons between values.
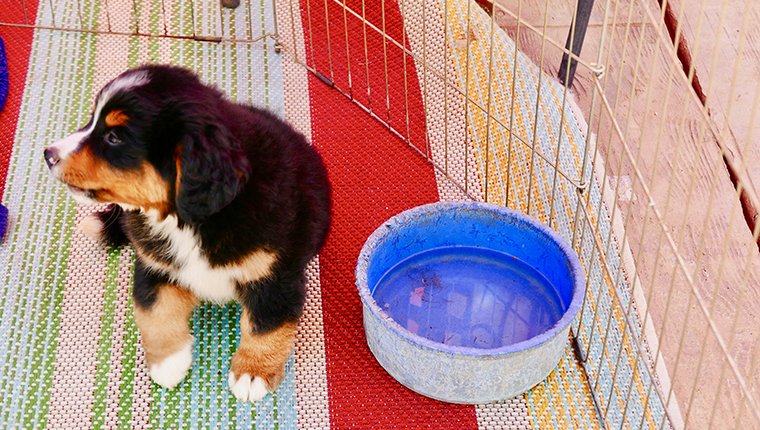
105;130;124;146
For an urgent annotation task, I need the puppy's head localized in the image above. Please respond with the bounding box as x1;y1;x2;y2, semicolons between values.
44;65;249;224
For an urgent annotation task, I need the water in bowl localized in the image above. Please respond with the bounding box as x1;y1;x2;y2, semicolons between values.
372;246;566;349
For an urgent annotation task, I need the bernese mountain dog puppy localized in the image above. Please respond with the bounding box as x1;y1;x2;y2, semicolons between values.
43;65;331;402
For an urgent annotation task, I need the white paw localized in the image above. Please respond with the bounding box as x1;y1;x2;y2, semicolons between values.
228;372;270;402
149;341;193;389
78;213;103;242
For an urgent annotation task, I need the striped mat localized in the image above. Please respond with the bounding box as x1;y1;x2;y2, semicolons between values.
0;0;671;428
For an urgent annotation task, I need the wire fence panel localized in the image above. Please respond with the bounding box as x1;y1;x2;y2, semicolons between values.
2;0;759;428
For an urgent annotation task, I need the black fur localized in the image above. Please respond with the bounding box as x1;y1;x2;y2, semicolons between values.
133;257;173;309
95;204;128;248
86;65;331;333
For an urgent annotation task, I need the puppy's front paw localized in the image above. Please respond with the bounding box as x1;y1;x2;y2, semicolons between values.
149;340;193;389
228;372;270;402
228;348;287;402
78;213;104;242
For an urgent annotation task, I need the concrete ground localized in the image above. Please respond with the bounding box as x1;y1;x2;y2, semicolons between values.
490;0;760;428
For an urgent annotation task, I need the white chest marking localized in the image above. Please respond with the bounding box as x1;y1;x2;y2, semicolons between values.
141;212;276;303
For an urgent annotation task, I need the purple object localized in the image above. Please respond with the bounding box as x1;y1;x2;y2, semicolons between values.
0;36;7;112
0;204;7;240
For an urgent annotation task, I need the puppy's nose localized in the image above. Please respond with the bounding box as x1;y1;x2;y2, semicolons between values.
44;148;60;169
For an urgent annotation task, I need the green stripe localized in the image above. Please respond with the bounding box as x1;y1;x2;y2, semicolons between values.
0;7;72;413
109;31;144;427
228;304;240;426
272;391;280;430
24;1;101;425
148;0;161;61
117;252;137;429
25;179;76;429
91;249;123;429
260;0;270;108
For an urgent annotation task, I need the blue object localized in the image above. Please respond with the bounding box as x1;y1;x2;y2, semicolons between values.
356;201;585;403
0;36;8;240
373;246;566;349
0;36;7;112
0;204;7;240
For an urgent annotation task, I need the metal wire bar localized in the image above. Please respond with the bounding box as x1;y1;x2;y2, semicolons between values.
421;0;431;160
547;1;578;229
442;0;450;177
317;1;589;182
524;0;551;216
462;0;473;197
103;0;112;32
579;0;640;367
587;2;710;427
732;266;760;426
322;0;335;82
295;59;481;202
569;0;617;340
75;0;82;30
642;2;727;427
638;0;753;426
380;0;391;123
714;74;760;429
591;75;760;425
286;0;300;62
483;0;497;200
0;20;273;43
302;3;570;159
305;0;317;71
47;0;56;28
160;0;168;36
21;0;29;25
360;0;372;111
400;2;412;146
488;0;599;73
574;186;681;428
605;5;691;429
592;4;664;412
503;0;522;208
676;0;759;425
340;0;352;97
270;0;279;42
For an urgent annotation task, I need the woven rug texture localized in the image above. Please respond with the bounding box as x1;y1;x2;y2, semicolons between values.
0;0;671;428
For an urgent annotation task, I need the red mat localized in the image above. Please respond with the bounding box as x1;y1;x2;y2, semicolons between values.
0;2;37;199
303;0;480;427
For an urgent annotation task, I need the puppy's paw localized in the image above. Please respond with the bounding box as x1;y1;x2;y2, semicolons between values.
78;213;104;242
149;340;193;389
228;372;270;402
228;349;287;402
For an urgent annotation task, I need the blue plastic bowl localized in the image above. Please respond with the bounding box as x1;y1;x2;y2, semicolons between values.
356;201;585;403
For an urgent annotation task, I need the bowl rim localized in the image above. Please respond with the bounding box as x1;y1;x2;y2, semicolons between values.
355;200;586;358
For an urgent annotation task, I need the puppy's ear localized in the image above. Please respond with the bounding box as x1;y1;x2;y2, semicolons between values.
175;124;249;224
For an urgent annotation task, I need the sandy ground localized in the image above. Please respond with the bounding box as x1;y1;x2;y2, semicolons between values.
491;0;760;428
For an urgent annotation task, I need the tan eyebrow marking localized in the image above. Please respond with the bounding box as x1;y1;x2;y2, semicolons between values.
105;109;130;128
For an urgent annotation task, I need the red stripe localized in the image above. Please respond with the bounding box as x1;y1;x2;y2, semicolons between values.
303;0;479;427
0;2;38;198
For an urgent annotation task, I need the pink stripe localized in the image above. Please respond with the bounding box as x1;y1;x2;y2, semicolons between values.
47;208;109;429
277;3;333;421
104;249;134;427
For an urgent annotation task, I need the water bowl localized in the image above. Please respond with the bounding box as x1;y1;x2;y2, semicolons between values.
356;201;585;403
